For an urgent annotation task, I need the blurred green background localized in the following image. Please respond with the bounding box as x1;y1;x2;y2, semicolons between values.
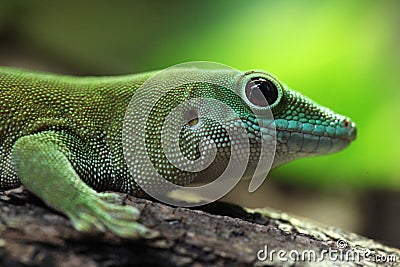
0;0;399;247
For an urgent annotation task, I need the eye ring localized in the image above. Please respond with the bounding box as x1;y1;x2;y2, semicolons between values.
245;76;280;108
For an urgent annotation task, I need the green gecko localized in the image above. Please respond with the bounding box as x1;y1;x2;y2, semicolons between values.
0;66;356;238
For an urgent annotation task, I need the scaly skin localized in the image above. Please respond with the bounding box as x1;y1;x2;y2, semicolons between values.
0;66;356;238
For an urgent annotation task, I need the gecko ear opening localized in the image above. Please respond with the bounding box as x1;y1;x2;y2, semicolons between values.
185;108;200;128
245;77;279;108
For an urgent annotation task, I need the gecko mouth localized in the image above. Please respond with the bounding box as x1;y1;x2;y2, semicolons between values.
275;119;357;155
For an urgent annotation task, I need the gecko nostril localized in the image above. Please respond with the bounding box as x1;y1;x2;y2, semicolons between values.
345;119;357;140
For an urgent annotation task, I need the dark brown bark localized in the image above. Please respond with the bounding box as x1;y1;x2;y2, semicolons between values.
0;189;398;267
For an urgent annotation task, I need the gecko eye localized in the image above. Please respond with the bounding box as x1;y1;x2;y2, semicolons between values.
245;77;279;107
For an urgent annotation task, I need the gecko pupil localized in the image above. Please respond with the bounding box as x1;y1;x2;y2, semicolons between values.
245;77;279;107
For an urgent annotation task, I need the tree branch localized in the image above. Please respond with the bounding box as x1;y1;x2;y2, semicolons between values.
0;189;398;267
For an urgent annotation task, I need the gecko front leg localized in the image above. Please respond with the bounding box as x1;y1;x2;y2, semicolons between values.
11;131;155;239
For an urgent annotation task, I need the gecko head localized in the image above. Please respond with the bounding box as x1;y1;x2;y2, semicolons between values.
178;69;357;172
155;68;356;182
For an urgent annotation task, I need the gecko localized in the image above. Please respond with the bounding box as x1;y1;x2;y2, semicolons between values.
0;66;356;238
